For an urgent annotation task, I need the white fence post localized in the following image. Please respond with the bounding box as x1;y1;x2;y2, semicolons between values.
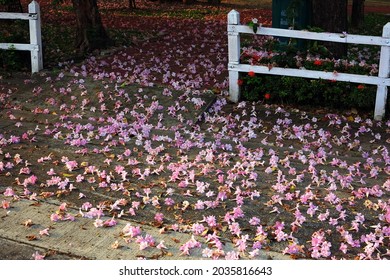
28;0;43;73
374;23;390;120
228;10;241;103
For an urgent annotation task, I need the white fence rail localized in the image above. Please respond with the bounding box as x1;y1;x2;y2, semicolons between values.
0;1;43;73
227;10;390;120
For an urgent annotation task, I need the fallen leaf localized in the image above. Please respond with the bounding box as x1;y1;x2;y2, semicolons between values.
111;240;121;249
30;201;41;207
23;219;34;227
26;235;37;241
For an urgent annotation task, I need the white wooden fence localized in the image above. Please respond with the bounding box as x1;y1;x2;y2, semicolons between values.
0;0;43;73
228;10;390;120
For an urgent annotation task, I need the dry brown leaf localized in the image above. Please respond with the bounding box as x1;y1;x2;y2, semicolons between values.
26;235;37;241
23;219;34;227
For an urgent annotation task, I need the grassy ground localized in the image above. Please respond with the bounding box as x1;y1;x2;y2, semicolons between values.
363;0;390;6
1;0;389;74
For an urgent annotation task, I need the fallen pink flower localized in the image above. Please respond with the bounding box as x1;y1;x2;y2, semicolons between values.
225;251;240;260
2;200;10;209
249;217;260;226
180;235;201;256
19;167;31;175
63;214;75;221
80;202;93;211
385;208;390;223
50;213;60;222
203;215;217;227
192;223;206;235
23;175;38;186
229;222;241;236
32;251;45;260
122;223;142;238
103;217;117;227
139;241;149;250
59;203;67;212
283;242;304;256
94;218;104;228
156;240;167;250
154;212;164;223
3;187;15;197
39;228;50;236
46;168;56;176
339;243;348;254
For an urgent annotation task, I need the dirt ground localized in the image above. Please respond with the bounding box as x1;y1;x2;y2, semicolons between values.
1;69;389;260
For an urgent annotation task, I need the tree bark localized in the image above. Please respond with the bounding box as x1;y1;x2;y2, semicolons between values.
351;0;365;28
71;0;110;53
311;0;348;58
128;0;136;9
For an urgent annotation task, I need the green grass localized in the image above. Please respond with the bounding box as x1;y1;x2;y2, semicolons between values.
351;13;390;35
221;0;272;9
0;22;150;73
1;1;389;74
101;7;225;20
42;24;77;67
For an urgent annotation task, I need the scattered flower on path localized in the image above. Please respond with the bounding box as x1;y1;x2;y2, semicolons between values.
3;187;15;197
0;6;389;261
2;200;10;209
32;251;45;260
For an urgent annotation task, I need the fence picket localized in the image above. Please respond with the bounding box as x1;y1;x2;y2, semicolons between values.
28;0;43;73
228;10;241;102
375;23;390;120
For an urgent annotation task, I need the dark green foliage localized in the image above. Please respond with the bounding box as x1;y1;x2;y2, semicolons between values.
239;73;376;110
0;20;30;74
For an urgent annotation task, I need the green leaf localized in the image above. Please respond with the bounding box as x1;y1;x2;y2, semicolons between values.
253;24;258;34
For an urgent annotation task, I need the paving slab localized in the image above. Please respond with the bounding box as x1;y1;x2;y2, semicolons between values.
0;199;289;260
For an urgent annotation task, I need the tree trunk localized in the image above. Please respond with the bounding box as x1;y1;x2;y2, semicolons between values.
71;0;110;53
311;0;348;58
351;0;365;28
128;0;136;9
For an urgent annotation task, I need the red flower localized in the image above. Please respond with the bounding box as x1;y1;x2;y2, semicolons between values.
357;84;365;90
248;71;256;77
237;79;244;86
264;93;271;100
314;59;322;66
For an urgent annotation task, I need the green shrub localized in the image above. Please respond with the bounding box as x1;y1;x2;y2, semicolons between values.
0;20;30;73
239;71;376;110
